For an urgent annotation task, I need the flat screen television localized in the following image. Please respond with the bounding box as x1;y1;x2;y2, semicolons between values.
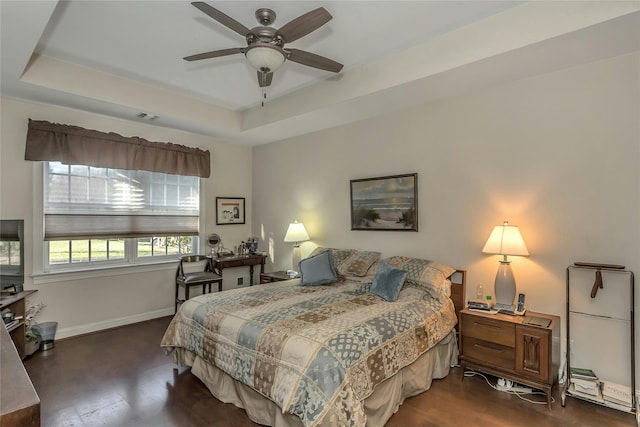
0;219;24;294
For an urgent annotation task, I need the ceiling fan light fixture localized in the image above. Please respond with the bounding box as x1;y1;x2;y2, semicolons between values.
245;44;285;73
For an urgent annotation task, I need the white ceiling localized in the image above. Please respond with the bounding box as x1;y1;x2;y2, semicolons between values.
1;1;639;146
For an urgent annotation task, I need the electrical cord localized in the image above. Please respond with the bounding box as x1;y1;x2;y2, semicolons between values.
463;369;555;405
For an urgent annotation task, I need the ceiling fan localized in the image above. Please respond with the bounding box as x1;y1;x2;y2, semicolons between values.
184;2;344;90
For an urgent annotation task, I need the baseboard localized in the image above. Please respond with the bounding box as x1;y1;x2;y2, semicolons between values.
55;307;174;339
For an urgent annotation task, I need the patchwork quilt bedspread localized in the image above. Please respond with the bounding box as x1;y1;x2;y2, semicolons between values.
161;278;457;427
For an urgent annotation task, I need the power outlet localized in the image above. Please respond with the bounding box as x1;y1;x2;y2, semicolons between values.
237;277;244;286
496;378;511;391
496;378;534;394
510;385;534;393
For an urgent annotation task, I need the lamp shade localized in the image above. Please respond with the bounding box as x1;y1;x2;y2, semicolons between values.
483;220;528;306
245;44;286;72
284;221;309;245
482;221;529;256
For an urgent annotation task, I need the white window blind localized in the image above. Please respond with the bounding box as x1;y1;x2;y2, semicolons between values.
44;162;199;241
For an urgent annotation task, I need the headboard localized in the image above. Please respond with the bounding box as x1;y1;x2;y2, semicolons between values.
450;270;467;339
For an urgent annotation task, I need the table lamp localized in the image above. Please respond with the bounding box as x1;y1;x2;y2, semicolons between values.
284;221;309;272
482;220;529;306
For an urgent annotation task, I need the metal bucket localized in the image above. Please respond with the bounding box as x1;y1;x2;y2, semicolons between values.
33;321;58;351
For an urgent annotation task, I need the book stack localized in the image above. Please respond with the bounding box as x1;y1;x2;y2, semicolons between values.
568;367;603;403
602;381;633;411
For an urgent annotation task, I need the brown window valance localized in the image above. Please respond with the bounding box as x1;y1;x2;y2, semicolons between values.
25;119;210;178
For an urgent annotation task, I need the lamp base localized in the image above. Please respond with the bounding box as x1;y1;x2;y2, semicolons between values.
494;261;517;306
291;245;302;273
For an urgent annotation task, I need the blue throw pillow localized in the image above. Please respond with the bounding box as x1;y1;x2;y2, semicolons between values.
299;250;338;286
370;260;407;302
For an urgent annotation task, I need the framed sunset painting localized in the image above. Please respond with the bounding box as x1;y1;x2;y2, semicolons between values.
350;173;418;231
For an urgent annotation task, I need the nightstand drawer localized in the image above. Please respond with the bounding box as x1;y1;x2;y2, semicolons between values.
461;314;515;347
464;337;515;369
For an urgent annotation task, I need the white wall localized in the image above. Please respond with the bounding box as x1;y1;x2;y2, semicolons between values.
0;97;253;337
1;50;637;383
252;52;640;383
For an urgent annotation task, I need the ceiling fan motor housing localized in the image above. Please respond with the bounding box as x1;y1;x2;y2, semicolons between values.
247;26;280;45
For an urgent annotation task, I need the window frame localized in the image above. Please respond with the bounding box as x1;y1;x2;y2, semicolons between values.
35;162;206;276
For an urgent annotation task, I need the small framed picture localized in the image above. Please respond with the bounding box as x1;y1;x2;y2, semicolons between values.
216;197;245;225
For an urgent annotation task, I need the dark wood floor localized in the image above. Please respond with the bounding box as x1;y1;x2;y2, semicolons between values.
23;316;635;427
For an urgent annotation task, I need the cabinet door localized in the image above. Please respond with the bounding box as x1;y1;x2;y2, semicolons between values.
515;325;550;382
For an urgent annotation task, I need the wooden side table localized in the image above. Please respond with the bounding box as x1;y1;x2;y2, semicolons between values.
260;271;296;284
459;308;560;408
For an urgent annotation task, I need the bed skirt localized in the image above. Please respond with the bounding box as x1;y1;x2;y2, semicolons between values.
174;330;458;427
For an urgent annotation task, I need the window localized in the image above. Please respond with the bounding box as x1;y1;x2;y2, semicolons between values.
44;162;199;271
0;241;21;270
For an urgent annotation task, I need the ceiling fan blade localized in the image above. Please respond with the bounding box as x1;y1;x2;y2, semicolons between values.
257;71;273;88
183;47;244;62
287;49;343;73
191;2;251;37
276;7;332;43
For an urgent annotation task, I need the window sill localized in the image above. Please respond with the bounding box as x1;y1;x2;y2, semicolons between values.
31;260;177;285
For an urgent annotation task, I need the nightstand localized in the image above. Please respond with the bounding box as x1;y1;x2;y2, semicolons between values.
460;308;560;408
259;271;295;284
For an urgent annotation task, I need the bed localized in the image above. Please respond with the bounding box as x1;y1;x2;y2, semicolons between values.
161;249;466;427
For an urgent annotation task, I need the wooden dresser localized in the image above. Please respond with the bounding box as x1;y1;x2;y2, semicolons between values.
1;290;37;359
0;321;40;426
460;308;560;408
